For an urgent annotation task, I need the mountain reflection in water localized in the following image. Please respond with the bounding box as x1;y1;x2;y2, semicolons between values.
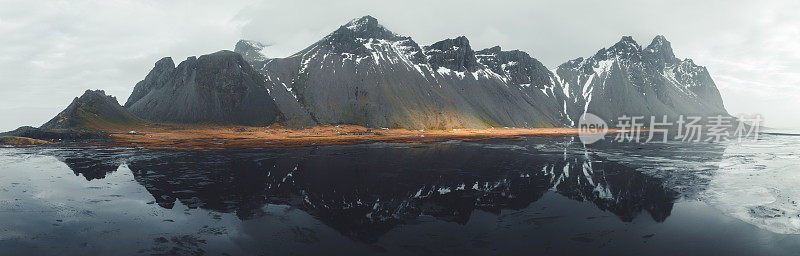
54;140;679;243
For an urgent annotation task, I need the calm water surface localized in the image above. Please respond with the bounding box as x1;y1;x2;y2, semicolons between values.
1;134;799;255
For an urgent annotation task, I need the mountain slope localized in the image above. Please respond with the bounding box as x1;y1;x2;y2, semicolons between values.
235;16;566;129
125;50;282;126
41;90;142;130
474;46;574;125
555;36;728;122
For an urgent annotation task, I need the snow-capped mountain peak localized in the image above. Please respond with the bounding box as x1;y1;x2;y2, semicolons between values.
644;35;677;64
423;36;479;72
302;15;424;64
555;35;728;122
333;15;401;41
595;36;643;61
475;45;553;89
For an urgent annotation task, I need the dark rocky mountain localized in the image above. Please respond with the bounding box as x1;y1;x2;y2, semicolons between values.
124;50;281;126
123;16;726;129
235;15;567;129
41;90;142;130
555;35;728;123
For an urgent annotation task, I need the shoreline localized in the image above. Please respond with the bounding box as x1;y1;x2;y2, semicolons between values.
80;125;595;150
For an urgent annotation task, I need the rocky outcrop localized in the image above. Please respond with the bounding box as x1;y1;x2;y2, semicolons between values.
41;90;141;130
125;50;281;126
475;46;552;89
424;36;480;72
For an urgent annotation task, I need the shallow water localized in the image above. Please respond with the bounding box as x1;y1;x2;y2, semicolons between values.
0;134;799;255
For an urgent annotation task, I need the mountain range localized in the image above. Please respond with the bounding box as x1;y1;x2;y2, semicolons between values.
34;15;729;131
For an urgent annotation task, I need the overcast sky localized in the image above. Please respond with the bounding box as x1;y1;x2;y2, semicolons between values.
1;0;798;131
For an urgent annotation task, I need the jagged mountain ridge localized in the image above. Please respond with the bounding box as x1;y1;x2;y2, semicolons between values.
124;50;282;126
555;35;727;122
118;15;726;129
235;15;571;129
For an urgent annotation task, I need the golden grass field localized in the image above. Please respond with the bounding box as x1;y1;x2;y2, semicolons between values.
0;136;54;146
86;124;596;150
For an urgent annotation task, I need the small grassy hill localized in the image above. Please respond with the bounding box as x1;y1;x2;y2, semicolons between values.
40;90;144;131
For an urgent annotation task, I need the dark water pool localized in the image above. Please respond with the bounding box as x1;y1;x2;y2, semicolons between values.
1;136;799;255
